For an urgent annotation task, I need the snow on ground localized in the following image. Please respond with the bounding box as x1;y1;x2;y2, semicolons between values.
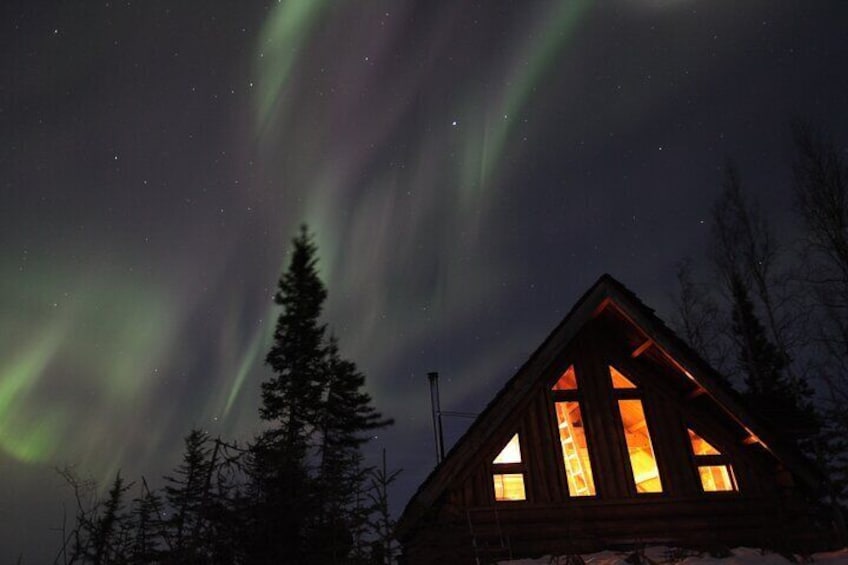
499;546;848;565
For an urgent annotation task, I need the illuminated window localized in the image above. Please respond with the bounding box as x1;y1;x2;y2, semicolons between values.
688;428;720;456
688;429;738;492
492;434;526;501
698;466;736;492
493;434;522;464
618;399;663;493
493;474;526;501
610;366;637;389
552;365;578;391
610;366;663;494
555;402;596;496
551;365;597;496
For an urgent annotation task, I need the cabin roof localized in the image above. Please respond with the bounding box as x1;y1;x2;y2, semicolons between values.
396;274;822;540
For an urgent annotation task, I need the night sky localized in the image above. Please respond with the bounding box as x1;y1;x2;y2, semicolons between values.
3;1;848;561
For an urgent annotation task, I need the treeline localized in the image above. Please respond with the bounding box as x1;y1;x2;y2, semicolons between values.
55;227;399;565
670;123;848;507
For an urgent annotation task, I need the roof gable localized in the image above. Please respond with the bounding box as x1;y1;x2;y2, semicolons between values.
397;274;820;538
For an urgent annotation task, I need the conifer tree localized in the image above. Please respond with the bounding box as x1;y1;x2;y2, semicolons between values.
310;337;393;562
70;471;132;565
162;428;213;562
261;225;328;450
249;225;329;563
130;478;163;564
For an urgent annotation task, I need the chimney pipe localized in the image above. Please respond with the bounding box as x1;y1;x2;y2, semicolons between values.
428;372;445;464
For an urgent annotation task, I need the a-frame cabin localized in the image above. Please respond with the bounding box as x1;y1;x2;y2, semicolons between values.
397;275;831;564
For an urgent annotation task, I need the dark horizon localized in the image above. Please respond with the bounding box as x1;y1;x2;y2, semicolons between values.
3;1;848;561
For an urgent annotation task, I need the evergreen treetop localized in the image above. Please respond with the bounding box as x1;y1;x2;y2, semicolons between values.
261;225;329;451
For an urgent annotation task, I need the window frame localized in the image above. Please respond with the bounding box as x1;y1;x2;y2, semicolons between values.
490;431;529;503
686;427;740;494
608;365;665;496
549;364;599;498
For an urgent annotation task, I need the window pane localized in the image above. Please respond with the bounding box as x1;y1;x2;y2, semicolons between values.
493;473;526;501
552;365;578;391
617;399;663;493
493;433;522;464
688;429;721;456
555;401;596;496
610;366;637;389
698;465;737;492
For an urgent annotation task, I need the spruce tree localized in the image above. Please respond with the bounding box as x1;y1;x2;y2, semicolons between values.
261;225;328;450
310;337;392;562
162;428;212;562
249;225;329;563
247;225;393;563
130;479;164;564
82;472;132;565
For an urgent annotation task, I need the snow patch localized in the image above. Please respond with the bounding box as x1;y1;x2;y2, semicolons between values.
498;546;848;565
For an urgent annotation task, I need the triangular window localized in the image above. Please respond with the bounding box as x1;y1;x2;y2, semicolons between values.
552;365;578;390
687;428;738;492
492;433;526;501
493;433;522;464
688;429;721;456
610;366;637;389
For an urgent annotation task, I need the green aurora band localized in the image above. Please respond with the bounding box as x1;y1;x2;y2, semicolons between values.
0;0;594;477
249;1;594;399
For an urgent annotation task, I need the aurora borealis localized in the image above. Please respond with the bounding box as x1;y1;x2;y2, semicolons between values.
3;1;848;560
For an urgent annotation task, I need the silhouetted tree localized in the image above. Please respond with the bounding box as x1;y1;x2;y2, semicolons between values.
248;225;330;563
309;337;393;562
792;123;848;402
56;225;394;564
792;124;848;524
710;163;803;375
671;258;730;376
200;438;248;564
730;274;818;440
130;478;164;564
63;471;133;565
366;449;402;565
160;429;247;564
162;428;213;562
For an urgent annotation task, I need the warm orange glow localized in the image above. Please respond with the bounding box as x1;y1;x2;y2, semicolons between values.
555;401;596;496
610;366;637;389
687;387;707;399
631;339;653;358
618;399;662;493
743;433;761;446
493;473;526;501
688;429;721;455
493;434;522;464
552;365;578;390
698;465;737;492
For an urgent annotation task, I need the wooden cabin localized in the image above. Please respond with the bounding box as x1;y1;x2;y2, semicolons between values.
397;275;832;564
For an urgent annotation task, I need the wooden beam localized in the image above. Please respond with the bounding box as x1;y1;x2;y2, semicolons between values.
631;339;653;358
592;297;612;318
687;387;707;400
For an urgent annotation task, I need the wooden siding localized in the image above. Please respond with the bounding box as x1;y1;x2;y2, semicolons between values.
400;277;829;564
